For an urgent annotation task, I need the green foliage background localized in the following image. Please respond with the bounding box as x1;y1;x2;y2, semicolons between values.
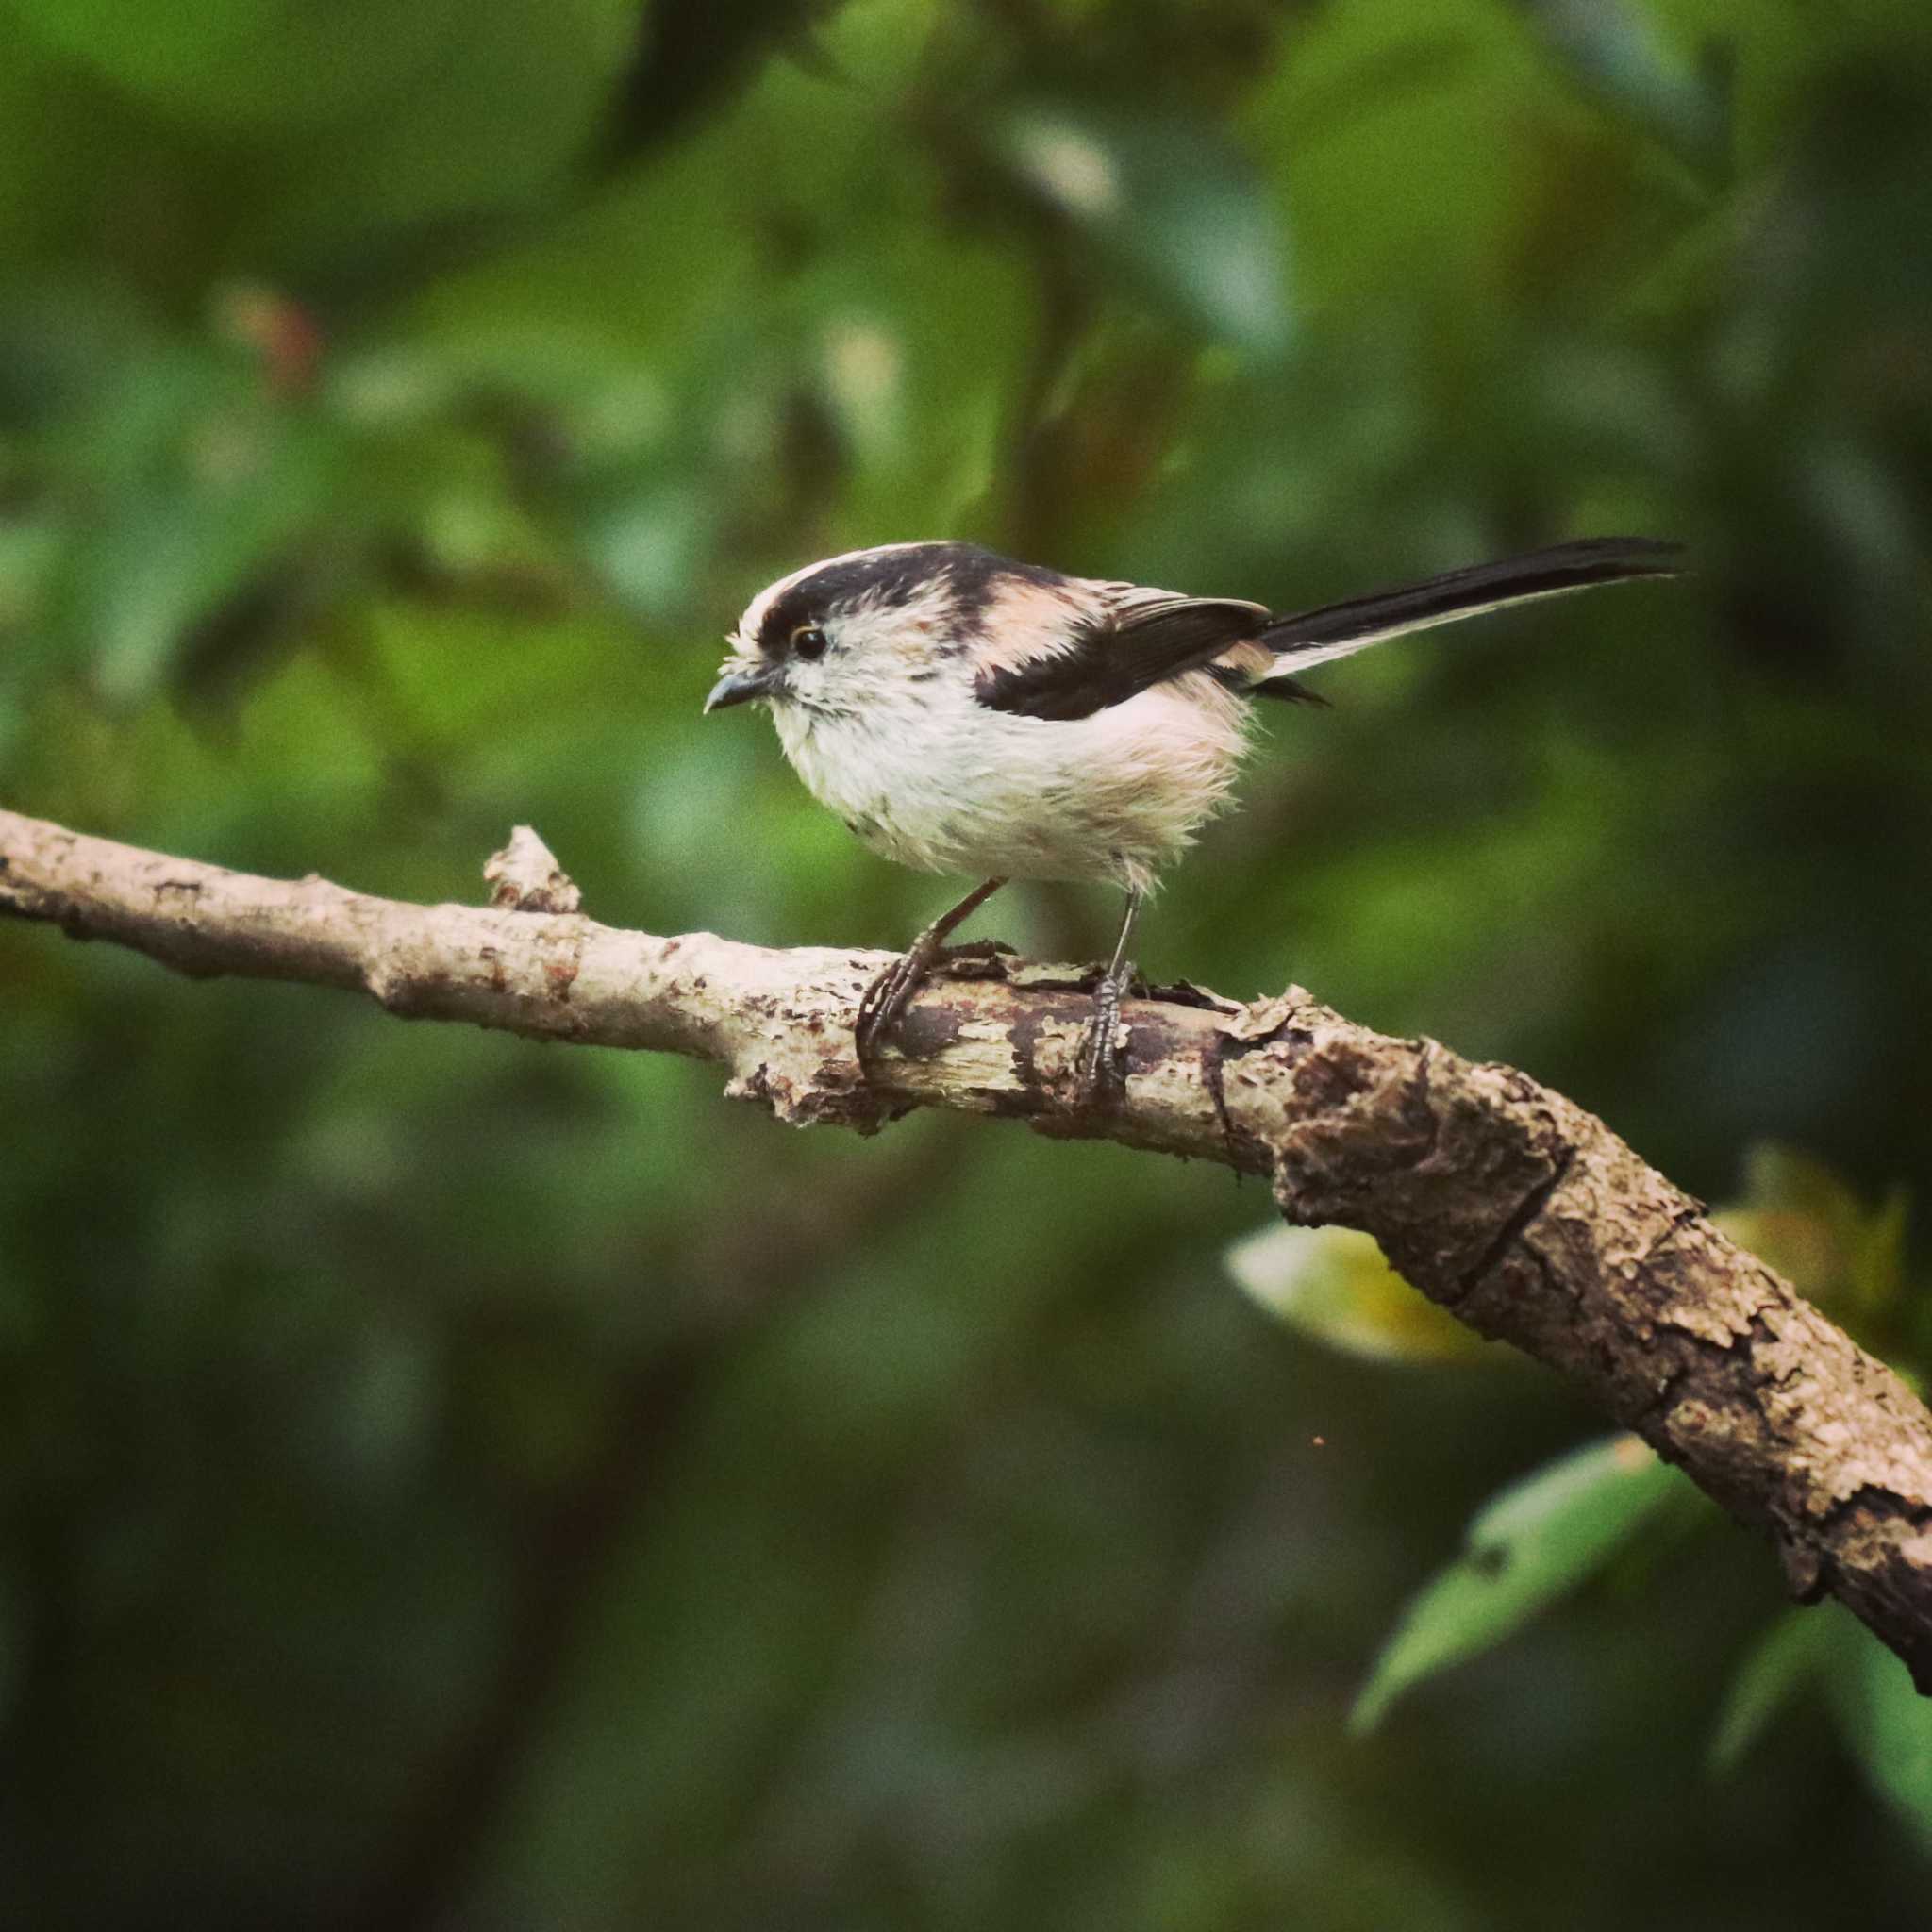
3;1;1930;1924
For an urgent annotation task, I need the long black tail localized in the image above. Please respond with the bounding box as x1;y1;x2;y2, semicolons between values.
1250;536;1681;696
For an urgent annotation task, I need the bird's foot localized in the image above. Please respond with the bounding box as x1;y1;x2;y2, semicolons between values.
855;941;942;1063
1074;962;1137;1107
857;938;1005;1060
856;877;1009;1068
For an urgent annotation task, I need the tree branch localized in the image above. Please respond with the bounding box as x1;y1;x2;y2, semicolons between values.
6;804;1932;1690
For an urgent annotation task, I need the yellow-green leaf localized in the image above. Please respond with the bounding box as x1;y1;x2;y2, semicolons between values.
1225;1223;1493;1365
1714;1141;1911;1324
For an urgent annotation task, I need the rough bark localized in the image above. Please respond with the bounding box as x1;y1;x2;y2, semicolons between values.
5;804;1931;1690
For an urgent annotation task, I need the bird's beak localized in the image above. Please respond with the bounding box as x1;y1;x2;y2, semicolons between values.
703;660;780;714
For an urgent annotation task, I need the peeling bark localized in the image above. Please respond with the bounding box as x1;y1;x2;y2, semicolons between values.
5;804;1931;1690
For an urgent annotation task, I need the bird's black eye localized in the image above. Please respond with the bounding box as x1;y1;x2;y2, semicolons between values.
791;624;828;661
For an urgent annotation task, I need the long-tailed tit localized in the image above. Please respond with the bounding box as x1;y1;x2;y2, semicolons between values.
705;536;1678;1092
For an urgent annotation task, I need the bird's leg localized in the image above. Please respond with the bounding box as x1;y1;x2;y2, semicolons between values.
855;876;1007;1062
1077;889;1143;1101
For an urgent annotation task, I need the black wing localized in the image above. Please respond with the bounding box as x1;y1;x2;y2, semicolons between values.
974;591;1269;723
973;537;1681;721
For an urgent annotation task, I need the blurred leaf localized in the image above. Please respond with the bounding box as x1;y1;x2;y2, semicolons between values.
1855;1191;1914;1324
248;0;636;273
1707;1607;1835;1774
1717;1604;1932;1857
8;0;464;131
1713;1141;1911;1325
1521;0;1730;179
987;101;1290;350
1827;1611;1932;1856
599;0;831;162
1225;1222;1494;1365
1352;1435;1690;1731
0;513;59;632
39;362;346;701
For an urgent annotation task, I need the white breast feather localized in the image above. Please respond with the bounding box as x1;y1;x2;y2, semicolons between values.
773;660;1250;895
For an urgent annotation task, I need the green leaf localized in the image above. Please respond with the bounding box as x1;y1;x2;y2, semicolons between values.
987;102;1290;351
1827;1615;1932;1856
1352;1435;1690;1732
1707;1607;1836;1774
1521;0;1729;180
42;361;345;702
247;0;636;270
1225;1223;1493;1365
7;0;464;132
1849;1187;1912;1324
1710;1605;1932;1855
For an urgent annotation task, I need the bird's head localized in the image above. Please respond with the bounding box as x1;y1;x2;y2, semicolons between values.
704;541;1074;720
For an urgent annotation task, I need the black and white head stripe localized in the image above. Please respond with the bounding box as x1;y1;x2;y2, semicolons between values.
744;541;1067;657
741;542;937;655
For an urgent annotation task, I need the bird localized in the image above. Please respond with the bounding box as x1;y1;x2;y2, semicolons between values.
703;535;1679;1094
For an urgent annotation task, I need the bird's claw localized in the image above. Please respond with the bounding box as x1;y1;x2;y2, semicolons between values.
1074;966;1133;1107
855;877;1009;1071
859;914;1137;1107
855;947;933;1062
